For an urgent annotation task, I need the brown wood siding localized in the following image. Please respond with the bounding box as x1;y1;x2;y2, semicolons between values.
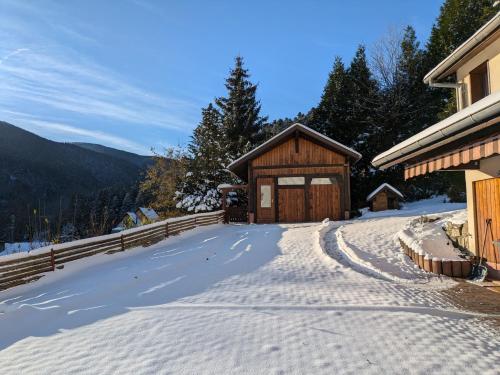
278;188;305;222
252;137;346;167
370;190;400;212
253;166;344;178
309;183;341;221
256;177;275;223
248;134;351;223
473;177;500;270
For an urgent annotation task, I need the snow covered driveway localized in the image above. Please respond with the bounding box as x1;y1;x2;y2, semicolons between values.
0;222;499;374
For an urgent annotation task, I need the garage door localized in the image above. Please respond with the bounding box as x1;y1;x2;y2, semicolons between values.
309;177;341;221
278;188;305;222
474;177;500;270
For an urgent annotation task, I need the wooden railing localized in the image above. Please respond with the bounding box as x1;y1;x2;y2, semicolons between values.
0;211;224;291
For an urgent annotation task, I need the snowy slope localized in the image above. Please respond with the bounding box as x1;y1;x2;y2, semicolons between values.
0;217;498;374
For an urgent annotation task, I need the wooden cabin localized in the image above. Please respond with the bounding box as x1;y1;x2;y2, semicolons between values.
227;123;361;223
372;14;500;278
366;183;403;212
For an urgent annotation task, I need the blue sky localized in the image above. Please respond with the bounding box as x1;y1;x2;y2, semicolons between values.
0;0;442;155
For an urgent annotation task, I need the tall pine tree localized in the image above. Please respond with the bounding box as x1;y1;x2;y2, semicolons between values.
215;56;267;161
308;57;350;142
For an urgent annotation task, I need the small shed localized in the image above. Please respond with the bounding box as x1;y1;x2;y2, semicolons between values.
227;123;361;223
366;183;403;212
136;207;160;224
112;212;141;233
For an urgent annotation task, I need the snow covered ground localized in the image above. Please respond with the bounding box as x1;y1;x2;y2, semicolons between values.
0;201;499;374
334;197;467;282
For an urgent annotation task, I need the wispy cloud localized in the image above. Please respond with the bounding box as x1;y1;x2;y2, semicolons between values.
0;48;29;64
0;1;202;152
0;48;198;131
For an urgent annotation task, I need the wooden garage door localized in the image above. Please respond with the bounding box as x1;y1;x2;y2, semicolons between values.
474;177;500;270
309;177;341;221
278;188;305;223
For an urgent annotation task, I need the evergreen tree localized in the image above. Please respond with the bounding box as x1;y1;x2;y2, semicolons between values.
215;56;267;160
176;104;230;212
308;57;350;142
344;46;381;207
425;0;497;118
426;0;497;67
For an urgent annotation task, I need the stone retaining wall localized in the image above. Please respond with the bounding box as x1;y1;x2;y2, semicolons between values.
443;221;471;252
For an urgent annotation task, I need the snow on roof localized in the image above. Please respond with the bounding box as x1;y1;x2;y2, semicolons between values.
137;207;159;221
366;183;403;202
227;123;362;172
126;211;139;224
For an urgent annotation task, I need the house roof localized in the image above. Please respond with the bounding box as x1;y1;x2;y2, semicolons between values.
366;183;404;202
137;207;159;221
372;91;500;169
423;12;500;84
227;123;362;180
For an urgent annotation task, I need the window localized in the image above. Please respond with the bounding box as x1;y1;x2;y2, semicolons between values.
278;177;305;185
470;61;489;104
311;177;337;185
260;185;271;208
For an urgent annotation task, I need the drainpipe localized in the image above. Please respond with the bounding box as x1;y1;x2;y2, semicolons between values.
427;81;462;89
428;79;464;109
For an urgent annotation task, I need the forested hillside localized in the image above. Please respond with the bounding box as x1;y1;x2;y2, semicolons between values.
0;122;150;242
141;0;496;213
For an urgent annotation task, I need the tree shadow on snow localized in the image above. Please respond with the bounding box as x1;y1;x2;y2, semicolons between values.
0;224;286;351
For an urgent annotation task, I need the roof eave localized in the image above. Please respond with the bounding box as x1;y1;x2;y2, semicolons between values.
372;92;500;169
227;123;362;175
423;13;500;84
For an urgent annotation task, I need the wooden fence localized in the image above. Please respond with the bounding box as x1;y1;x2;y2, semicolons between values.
0;211;224;291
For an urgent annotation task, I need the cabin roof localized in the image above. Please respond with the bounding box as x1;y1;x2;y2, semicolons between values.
366;183;404;202
227;123;361;180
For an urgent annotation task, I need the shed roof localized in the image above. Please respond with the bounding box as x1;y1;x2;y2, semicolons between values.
366;183;404;202
137;207;159;221
227;123;362;180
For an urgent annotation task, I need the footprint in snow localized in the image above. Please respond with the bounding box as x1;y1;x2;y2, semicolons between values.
262;345;280;353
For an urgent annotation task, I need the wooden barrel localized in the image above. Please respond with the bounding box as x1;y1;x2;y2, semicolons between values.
442;259;453;277
418;251;425;269
461;261;471;278
432;258;443;275
423;255;432;273
451;260;463;278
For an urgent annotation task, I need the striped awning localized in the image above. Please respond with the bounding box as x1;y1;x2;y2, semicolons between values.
405;134;500;180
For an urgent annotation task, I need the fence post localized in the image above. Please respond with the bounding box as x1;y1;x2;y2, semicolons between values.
50;248;55;271
165;222;169;238
120;234;125;251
